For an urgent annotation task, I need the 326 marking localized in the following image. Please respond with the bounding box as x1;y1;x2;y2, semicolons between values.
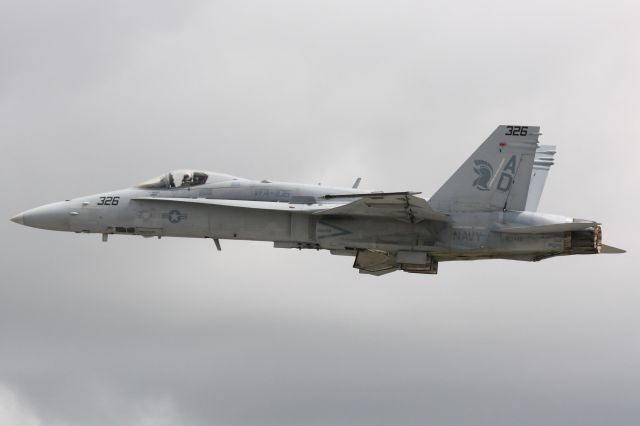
97;196;120;206
505;125;528;136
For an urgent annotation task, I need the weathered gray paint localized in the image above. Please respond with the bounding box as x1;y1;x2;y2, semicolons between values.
10;125;623;275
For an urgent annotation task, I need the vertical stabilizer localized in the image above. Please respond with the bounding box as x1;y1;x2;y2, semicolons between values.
525;145;556;211
430;125;540;212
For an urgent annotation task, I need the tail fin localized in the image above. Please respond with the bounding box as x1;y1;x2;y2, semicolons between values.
524;145;556;211
429;125;540;212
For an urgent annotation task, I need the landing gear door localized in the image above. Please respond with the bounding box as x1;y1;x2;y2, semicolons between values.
133;204;164;234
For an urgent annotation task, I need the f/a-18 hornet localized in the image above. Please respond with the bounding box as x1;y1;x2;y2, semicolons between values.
11;125;624;275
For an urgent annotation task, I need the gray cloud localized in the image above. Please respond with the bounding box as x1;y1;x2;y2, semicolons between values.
1;0;639;425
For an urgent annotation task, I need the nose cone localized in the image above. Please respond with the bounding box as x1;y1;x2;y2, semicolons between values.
10;213;24;225
10;201;72;231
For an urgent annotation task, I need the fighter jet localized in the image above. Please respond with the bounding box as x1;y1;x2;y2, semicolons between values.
10;125;624;275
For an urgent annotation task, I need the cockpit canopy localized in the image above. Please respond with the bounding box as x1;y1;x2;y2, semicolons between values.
137;170;241;189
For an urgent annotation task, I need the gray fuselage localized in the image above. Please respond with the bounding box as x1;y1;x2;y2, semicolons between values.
12;177;598;265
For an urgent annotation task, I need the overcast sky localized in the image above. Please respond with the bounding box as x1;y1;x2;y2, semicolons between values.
1;0;639;425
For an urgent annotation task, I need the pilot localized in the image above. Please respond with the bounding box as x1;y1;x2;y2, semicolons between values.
182;174;191;186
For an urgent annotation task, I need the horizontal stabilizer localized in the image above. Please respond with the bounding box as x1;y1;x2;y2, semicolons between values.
316;193;450;223
493;221;597;234
600;244;626;254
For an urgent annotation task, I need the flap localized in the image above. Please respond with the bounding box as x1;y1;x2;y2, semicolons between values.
315;193;450;223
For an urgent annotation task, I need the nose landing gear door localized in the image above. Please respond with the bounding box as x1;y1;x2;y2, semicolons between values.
132;202;164;237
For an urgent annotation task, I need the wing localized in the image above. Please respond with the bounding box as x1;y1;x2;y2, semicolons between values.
133;192;449;223
132;197;328;212
315;193;449;223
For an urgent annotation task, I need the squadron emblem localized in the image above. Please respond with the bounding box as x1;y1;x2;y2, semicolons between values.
472;159;493;191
